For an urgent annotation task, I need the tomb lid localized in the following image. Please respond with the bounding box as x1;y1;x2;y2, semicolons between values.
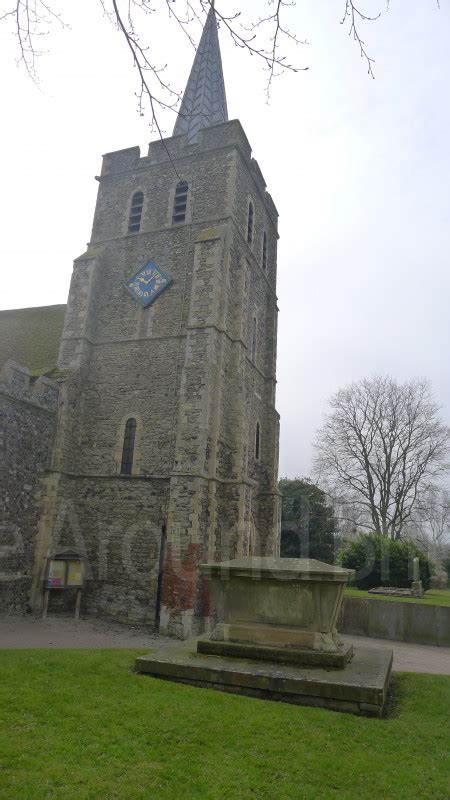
200;557;354;582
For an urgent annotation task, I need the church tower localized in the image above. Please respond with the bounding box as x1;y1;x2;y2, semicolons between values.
31;7;281;637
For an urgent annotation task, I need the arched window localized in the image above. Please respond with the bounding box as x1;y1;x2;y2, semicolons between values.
128;191;144;233
255;422;260;461
247;201;254;245
251;316;257;361
262;232;268;271
120;418;137;475
172;181;189;224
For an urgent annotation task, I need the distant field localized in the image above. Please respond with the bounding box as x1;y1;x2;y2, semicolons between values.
0;650;449;799
344;587;450;607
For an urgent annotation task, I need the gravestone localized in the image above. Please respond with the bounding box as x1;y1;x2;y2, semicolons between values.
411;556;424;597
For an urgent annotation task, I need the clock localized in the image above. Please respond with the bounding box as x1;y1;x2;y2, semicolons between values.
124;260;173;308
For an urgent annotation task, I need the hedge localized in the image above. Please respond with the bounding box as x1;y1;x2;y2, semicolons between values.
337;533;433;591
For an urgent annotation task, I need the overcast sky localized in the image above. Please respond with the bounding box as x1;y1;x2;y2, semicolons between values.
1;0;449;478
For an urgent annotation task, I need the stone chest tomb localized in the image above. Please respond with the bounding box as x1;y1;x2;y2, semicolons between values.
200;557;354;665
136;557;393;716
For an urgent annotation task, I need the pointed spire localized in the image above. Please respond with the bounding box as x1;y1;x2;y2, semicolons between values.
173;4;228;143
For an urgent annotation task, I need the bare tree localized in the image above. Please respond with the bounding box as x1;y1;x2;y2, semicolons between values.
327;488;365;540
0;1;399;136
314;376;450;540
407;485;450;566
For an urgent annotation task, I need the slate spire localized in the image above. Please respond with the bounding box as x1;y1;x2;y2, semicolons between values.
173;3;228;142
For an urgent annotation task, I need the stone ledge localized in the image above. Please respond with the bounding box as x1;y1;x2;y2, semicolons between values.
135;639;393;717
197;637;354;669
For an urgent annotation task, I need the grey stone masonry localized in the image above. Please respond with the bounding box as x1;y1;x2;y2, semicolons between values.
32;120;281;636
1;361;59;611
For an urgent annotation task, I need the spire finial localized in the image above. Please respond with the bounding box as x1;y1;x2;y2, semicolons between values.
173;2;228;143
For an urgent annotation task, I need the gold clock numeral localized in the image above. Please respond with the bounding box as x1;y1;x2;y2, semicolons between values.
127;263;171;306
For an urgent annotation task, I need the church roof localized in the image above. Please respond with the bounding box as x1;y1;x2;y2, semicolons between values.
173;5;228;143
0;304;66;376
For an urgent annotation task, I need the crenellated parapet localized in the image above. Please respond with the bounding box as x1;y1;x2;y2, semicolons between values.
98;120;278;230
0;360;59;411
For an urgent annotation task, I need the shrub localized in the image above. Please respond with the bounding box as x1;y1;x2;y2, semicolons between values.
337;533;433;591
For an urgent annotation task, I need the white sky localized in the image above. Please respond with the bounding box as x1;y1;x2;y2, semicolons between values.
1;0;449;478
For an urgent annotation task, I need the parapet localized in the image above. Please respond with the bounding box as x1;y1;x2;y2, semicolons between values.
98;119;278;223
0;360;59;411
100;146;141;177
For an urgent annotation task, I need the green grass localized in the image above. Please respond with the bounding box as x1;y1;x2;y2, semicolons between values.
0;304;66;375
345;587;450;607
0;651;449;799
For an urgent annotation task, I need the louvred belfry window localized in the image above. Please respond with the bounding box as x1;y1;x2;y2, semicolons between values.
128;192;144;233
247;202;254;245
120;418;137;475
172;181;189;224
251;316;257;361
262;232;268;271
255;422;260;460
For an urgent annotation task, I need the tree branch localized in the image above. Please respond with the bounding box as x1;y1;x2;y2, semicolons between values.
340;0;381;78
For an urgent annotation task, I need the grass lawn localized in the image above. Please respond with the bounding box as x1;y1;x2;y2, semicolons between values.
0;651;449;799
344;587;450;607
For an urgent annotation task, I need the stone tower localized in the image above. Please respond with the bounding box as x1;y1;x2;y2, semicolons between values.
31;7;281;637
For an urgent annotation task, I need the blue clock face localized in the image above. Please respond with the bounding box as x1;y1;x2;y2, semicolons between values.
124;260;173;308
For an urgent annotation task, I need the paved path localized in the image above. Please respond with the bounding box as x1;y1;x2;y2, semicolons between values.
1;615;449;675
341;634;450;675
0;614;173;650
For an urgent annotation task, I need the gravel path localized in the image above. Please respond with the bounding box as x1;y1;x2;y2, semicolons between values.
1;614;449;675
